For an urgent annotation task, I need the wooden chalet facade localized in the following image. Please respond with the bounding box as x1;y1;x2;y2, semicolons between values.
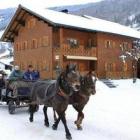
1;5;140;79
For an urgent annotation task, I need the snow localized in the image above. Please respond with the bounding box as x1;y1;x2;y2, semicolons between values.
0;79;140;140
0;30;4;38
0;49;10;58
0;56;13;65
16;5;140;39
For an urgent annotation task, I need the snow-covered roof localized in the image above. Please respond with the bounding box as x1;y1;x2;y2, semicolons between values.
20;5;140;39
1;4;140;41
0;30;4;38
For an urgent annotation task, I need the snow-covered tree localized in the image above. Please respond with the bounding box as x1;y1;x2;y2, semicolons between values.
119;40;140;83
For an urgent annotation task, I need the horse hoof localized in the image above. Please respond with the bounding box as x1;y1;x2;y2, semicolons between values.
45;123;49;127
77;126;83;130
52;125;57;130
29;118;33;122
74;121;78;124
66;134;72;140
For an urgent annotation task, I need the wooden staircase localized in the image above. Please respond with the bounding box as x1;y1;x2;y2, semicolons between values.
101;79;117;88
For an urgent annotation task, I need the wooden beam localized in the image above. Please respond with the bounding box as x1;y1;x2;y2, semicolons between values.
16;20;25;26
6;37;14;42
9;30;18;36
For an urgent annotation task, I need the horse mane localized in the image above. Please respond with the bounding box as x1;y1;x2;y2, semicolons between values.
56;71;66;93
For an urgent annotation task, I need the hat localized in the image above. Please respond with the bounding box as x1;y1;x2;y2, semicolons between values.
14;65;20;70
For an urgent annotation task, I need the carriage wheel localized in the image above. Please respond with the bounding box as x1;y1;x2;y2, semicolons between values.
8;100;16;114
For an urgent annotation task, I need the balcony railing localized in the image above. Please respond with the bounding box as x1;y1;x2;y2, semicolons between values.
53;44;97;57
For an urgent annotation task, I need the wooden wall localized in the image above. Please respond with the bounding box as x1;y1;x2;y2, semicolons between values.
97;32;133;79
52;28;97;77
14;14;53;79
13;14;134;79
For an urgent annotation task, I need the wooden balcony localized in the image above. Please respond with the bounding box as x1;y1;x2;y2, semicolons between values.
53;44;97;58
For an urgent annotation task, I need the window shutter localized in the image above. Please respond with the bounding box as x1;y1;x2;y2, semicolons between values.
113;63;116;71
105;63;108;71
42;36;49;47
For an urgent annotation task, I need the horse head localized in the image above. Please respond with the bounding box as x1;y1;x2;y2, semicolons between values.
82;71;97;96
58;64;81;96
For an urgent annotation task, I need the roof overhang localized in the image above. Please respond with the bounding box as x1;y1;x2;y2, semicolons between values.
64;55;97;60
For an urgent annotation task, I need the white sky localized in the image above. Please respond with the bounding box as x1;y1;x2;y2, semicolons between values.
0;0;102;9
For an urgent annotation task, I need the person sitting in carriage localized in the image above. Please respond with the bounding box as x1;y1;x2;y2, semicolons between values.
0;74;5;99
7;65;27;97
23;65;40;81
7;65;40;98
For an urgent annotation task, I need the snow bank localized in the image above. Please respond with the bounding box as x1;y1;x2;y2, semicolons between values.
0;79;140;140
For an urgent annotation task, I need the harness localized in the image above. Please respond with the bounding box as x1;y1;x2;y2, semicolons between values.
44;82;67;98
57;87;68;97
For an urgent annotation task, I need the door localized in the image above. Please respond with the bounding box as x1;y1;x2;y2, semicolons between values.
89;61;96;71
137;59;140;78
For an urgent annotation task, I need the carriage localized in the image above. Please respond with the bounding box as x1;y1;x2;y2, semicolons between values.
0;80;35;114
0;79;54;114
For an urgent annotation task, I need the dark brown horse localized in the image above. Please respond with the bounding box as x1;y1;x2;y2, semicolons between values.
29;64;81;140
52;71;97;130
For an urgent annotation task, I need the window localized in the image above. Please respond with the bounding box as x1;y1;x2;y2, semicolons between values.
30;18;36;27
105;63;114;72
123;42;128;50
87;39;96;48
31;39;37;49
105;40;111;48
23;41;27;50
120;42;128;51
18;43;21;51
27;18;36;29
42;36;49;47
67;38;79;48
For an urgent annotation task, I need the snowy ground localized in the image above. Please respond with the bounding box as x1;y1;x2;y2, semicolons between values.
0;79;140;140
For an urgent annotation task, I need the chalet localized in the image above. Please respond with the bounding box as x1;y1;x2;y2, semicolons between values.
1;5;140;79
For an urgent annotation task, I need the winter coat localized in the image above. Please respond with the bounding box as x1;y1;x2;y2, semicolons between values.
0;79;5;88
9;70;23;81
23;70;40;81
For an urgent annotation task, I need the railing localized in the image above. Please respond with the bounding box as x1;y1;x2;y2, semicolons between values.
53;44;97;57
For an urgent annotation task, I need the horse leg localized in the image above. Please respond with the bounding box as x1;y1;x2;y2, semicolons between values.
73;105;84;130
52;111;72;139
60;113;72;140
29;104;36;122
52;116;61;130
53;108;57;122
43;106;49;127
75;111;84;130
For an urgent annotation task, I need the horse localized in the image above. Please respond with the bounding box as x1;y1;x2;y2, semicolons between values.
29;64;81;140
52;71;97;130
